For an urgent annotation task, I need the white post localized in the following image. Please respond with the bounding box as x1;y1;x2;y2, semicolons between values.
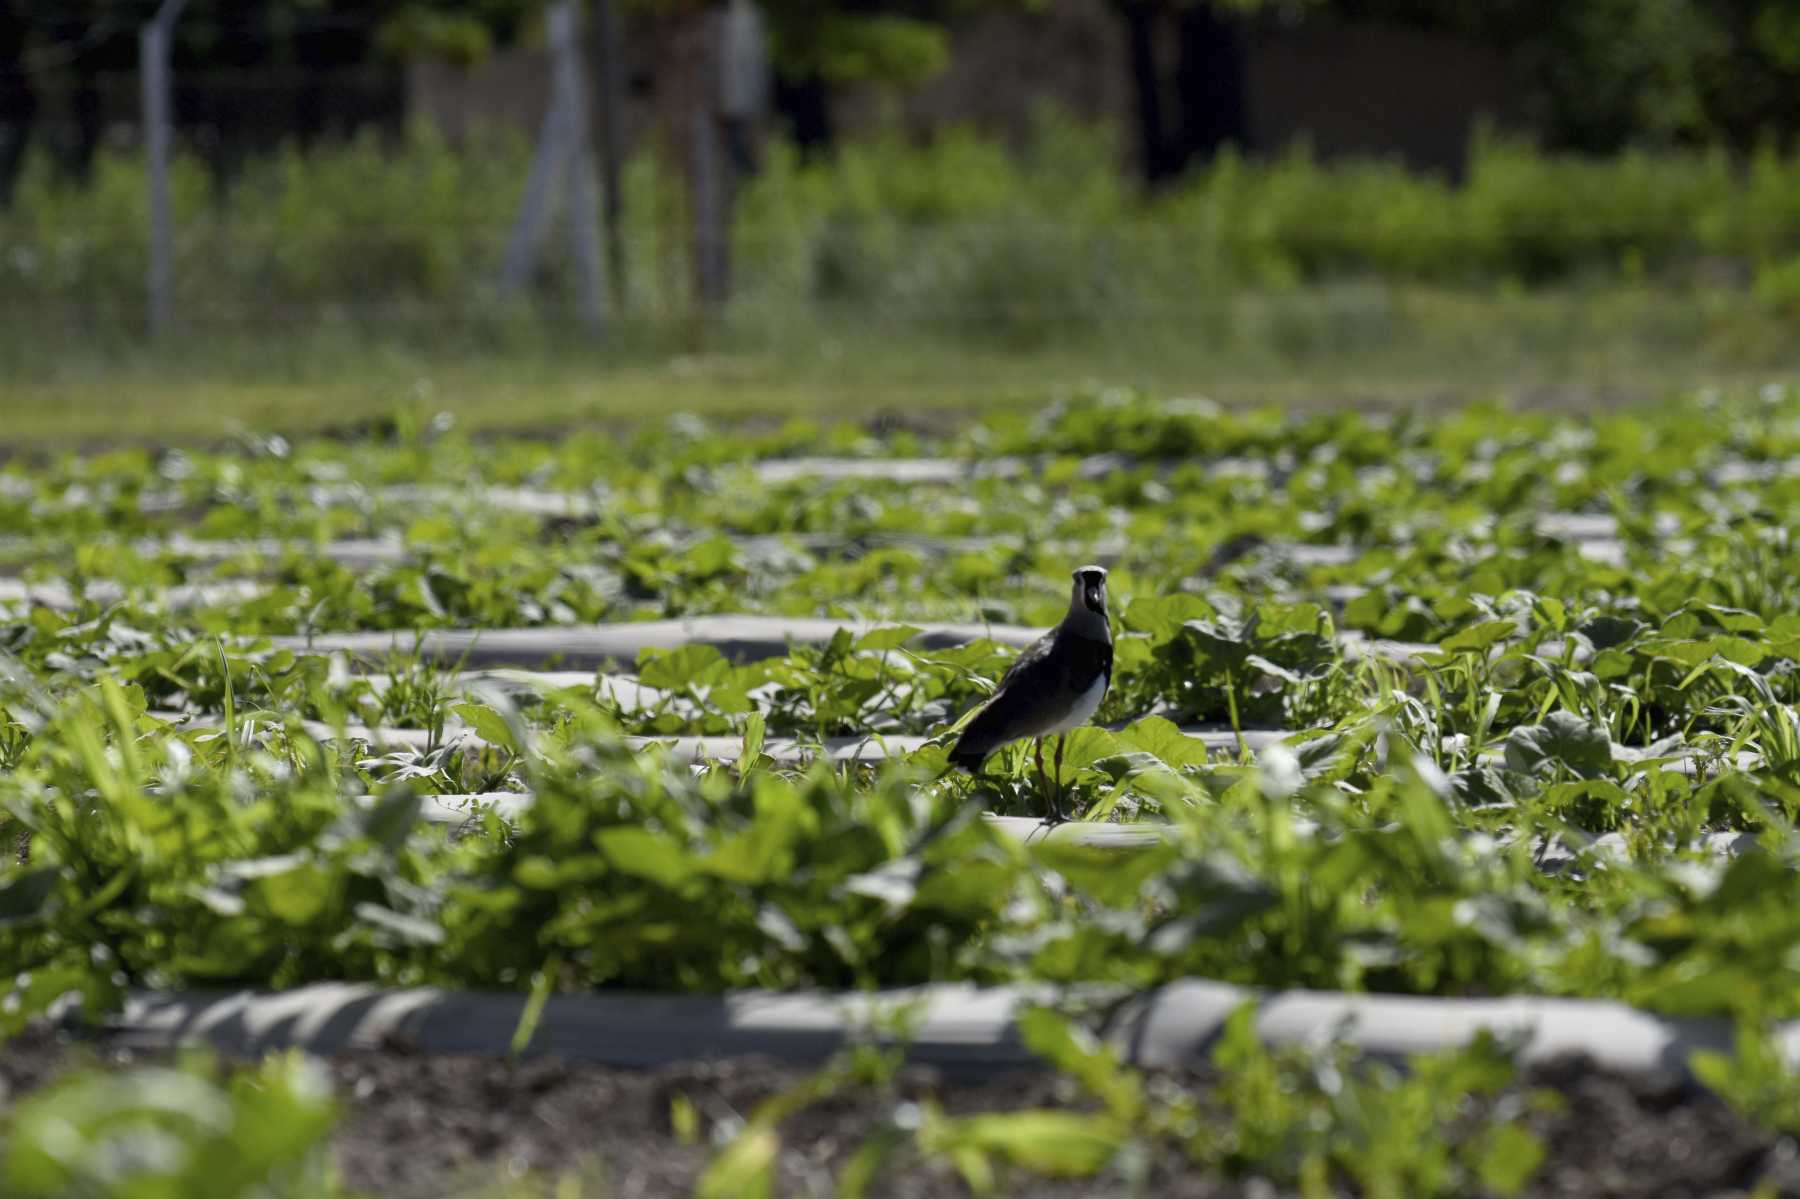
140;0;187;340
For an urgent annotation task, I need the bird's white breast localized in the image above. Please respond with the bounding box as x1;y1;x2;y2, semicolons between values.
1047;674;1107;734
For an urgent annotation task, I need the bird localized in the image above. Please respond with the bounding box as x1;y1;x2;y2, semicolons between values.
949;565;1113;821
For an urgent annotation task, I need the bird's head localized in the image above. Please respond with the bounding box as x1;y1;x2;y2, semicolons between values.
1071;565;1108;617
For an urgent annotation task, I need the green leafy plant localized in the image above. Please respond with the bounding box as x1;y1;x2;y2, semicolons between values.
2;1051;340;1199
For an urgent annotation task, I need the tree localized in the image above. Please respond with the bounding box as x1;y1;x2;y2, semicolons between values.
0;0;34;204
1340;0;1800;153
0;0;536;201
1120;0;1253;184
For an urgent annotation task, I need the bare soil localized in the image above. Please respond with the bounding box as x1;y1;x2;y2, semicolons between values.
3;1024;1799;1197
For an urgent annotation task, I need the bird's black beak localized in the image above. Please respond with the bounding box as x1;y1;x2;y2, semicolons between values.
1083;580;1105;613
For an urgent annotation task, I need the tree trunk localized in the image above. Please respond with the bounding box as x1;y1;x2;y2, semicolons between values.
1173;4;1247;164
1121;0;1170;183
773;71;832;157
651;9;720;323
0;0;34;207
1120;1;1249;186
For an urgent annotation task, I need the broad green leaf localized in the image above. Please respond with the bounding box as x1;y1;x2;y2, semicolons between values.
594;827;695;889
697;1125;777;1199
1017;1008;1143;1120
253;863;336;926
361;788;424;851
1579;615;1645;650
0;868;57;926
1122;593;1215;638
1504;711;1612;779
638;644;729;691
679;534;744;578
452;701;522;753
1054;726;1125;773
741;710;766;768
836;1128;907;1199
913;859;1021;912
1440;619;1516;654
945;1110;1123;1176
701;825;794;884
1182;619;1251;669
855;625;922;652
1474;1113;1546;1195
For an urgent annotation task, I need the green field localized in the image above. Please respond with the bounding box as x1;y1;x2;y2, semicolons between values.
7;388;1800;1193
10;121;1800;445
8;282;1799;445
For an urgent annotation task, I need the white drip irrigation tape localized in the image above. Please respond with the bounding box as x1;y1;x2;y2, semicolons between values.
0;507;1666;601
0;535;411;569
0;520;1642;578
151;698;1762;781
156;536;410;568
267;617;1437;671
747;455;1192;486
396;795;1171;850
355;669;666;712
0;578;270;610
753;457;1027;485
150;710;1284;766
85;535;411;568
0;531;1130;576
109;464;1665;538
400;793;1767;866
68;978;1800;1079
122;483;604;520
269;617;1046;669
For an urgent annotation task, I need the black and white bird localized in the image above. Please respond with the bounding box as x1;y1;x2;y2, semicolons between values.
949;565;1113;820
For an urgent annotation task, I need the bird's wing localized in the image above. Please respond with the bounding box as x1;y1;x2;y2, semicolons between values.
952;630;1072;758
994;627;1059;692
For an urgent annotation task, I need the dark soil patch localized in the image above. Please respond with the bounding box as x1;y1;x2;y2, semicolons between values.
4;1024;1800;1197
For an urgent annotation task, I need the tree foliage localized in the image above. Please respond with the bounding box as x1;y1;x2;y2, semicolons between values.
1345;0;1800;151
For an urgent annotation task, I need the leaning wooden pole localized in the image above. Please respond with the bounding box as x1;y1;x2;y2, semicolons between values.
498;0;605;334
498;69;571;295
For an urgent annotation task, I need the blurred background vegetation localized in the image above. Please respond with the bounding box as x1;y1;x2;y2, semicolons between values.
4;0;1800;435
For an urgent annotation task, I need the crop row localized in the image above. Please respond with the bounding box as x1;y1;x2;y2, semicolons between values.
3;401;1800;1008
10;390;1800;1195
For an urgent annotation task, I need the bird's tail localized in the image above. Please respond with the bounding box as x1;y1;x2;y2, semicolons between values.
948;703;1006;772
948;735;990;772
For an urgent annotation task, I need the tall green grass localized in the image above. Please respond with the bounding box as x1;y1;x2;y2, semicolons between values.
4;113;1800;371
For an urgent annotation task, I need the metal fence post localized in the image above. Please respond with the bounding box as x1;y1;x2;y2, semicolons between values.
140;0;187;340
